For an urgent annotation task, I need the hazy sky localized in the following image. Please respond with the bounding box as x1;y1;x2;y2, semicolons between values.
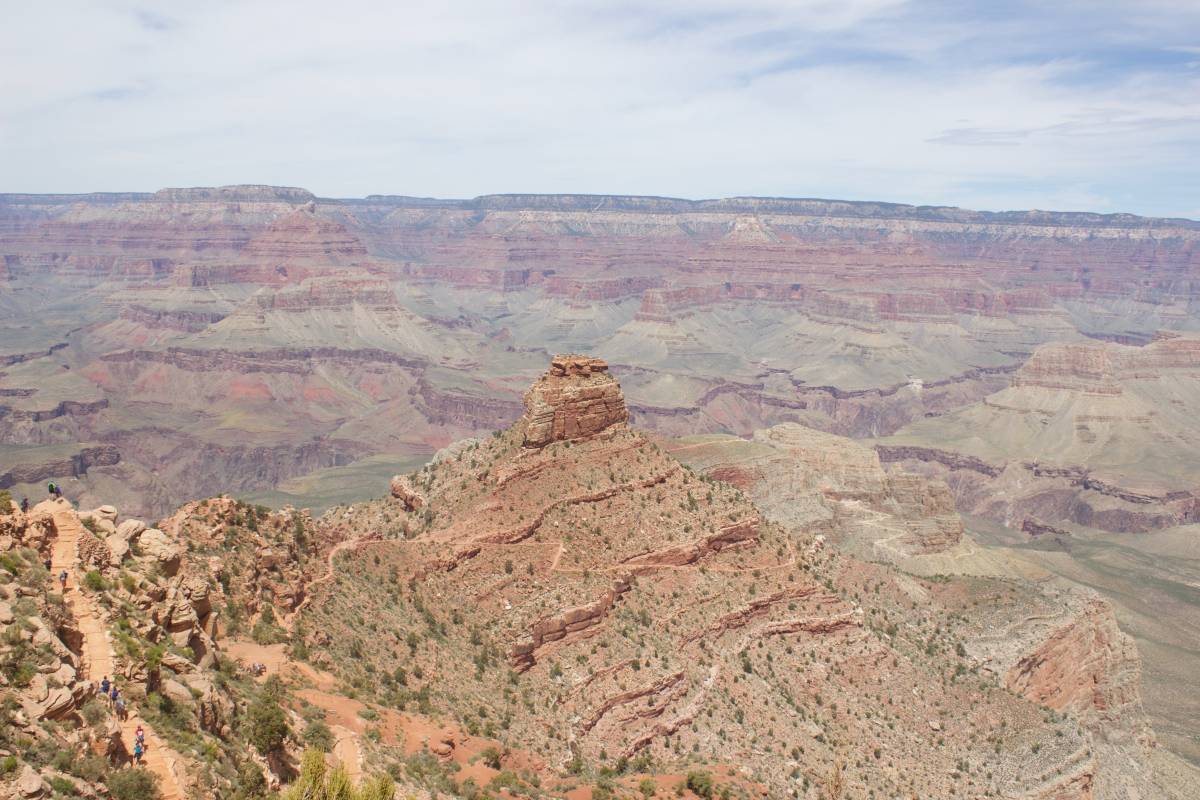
2;1;1198;217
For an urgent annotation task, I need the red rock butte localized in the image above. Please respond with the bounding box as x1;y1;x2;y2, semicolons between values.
519;354;629;448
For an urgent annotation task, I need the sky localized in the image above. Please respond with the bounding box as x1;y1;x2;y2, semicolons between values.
2;1;1198;217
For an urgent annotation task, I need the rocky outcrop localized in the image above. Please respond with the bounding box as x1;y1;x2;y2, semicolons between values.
1005;598;1144;727
519;355;629;448
510;578;631;671
389;475;425;511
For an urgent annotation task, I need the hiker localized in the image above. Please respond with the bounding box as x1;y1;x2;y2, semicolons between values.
135;725;145;748
115;698;127;721
47;482;58;499
43;557;51;572
21;497;28;513
132;740;143;765
100;676;111;697
59;570;68;591
110;684;120;707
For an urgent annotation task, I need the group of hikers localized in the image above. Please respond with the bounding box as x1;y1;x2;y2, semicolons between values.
99;676;147;764
98;675;127;720
248;661;268;677
15;482;66;515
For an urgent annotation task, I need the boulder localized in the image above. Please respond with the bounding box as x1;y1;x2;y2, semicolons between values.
115;519;147;540
92;505;119;523
179;574;213;619
139;528;182;576
105;534;130;565
0;601;13;625
17;764;44;797
161;651;194;674
162;677;194;705
196;681;232;736
21;674;75;721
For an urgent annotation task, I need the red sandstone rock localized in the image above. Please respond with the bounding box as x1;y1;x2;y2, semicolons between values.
519;355;628;448
389;475;425;511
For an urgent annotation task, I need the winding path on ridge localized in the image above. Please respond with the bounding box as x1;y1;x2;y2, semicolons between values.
47;501;187;800
283;534;379;630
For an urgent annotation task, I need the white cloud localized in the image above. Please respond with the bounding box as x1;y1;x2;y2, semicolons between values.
0;0;1197;217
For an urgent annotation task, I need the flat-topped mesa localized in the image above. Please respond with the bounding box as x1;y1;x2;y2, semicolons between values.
520;355;629;448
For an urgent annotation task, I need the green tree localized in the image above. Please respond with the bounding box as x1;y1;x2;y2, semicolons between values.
245;692;289;754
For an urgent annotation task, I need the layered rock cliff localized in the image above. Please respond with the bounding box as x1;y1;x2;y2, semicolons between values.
518;354;629;448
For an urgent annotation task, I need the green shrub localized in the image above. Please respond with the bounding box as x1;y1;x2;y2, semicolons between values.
11;662;36;688
84;570;108;591
51;750;74;772
107;768;161;800
245;693;289;754
640;777;657;798
1;755;17;774
302;720;334;752
0;489;13;513
686;771;714;799
234;760;267;799
72;754;107;782
48;775;77;794
480;745;502;770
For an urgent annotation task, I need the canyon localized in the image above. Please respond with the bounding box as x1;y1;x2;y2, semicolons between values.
2;353;1199;799
3;186;1200;783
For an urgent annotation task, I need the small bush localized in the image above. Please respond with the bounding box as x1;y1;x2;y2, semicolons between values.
234;760;267;799
49;776;77;794
302;720;334;752
107;768;161;800
481;745;502;770
84;571;108;591
686;771;714;800
73;754;107;782
0;489;13;513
